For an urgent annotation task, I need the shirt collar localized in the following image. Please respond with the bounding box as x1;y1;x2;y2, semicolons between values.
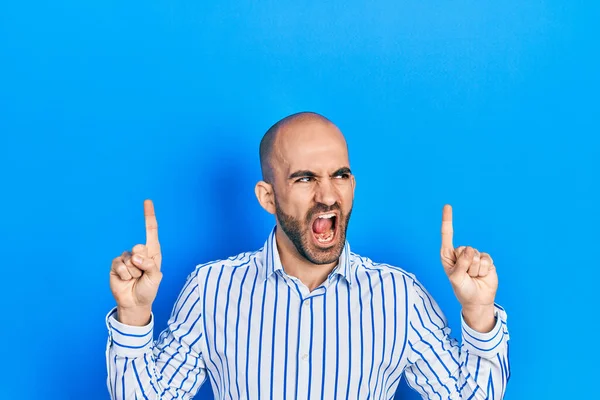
262;226;353;286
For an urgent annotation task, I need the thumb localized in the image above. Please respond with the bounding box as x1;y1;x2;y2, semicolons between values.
441;246;457;261
453;246;473;275
131;253;161;278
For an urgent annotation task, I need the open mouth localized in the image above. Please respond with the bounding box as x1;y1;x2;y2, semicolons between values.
311;212;338;246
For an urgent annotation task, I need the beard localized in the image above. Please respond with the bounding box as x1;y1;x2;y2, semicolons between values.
274;196;352;265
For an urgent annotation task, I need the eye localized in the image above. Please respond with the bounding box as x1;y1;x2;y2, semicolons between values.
334;173;350;179
296;177;314;183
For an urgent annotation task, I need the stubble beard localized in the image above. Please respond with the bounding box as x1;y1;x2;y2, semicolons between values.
274;196;352;265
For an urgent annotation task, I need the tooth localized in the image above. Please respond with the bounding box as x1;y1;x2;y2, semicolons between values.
318;213;335;219
317;230;335;242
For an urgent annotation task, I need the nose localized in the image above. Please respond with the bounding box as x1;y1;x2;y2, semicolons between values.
314;179;338;207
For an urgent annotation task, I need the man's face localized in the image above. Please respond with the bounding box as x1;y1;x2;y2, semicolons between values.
271;119;355;265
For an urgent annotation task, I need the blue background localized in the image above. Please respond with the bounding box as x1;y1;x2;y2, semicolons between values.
1;1;598;399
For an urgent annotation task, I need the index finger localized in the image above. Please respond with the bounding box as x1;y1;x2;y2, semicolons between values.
441;204;453;250
144;199;159;246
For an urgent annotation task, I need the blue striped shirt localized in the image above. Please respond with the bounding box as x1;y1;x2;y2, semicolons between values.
106;227;510;399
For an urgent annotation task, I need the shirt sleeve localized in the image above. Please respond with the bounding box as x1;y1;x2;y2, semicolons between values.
106;270;208;399
403;277;510;400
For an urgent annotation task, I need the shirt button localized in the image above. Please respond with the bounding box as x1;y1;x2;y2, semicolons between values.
303;302;309;307
302;353;309;361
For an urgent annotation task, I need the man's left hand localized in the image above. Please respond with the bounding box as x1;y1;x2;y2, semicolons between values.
440;204;498;332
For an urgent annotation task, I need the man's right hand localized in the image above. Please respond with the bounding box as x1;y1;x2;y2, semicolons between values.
109;199;163;326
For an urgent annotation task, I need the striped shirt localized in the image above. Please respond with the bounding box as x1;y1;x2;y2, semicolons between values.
106;227;510;399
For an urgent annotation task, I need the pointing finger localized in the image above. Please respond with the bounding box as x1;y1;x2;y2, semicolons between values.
144;199;160;252
441;204;454;252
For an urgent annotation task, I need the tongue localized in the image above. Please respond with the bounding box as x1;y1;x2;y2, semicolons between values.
313;218;333;234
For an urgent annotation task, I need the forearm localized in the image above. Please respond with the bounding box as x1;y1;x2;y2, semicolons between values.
456;305;510;399
106;270;208;399
106;309;159;399
117;305;152;327
405;278;511;399
107;349;160;400
461;304;496;334
405;305;510;399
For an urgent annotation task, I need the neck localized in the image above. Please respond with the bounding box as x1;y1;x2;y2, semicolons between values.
275;228;338;292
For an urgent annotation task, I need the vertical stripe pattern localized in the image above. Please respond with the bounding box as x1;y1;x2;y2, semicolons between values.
106;227;510;399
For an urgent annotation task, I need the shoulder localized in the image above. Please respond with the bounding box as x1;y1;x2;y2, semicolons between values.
350;251;417;284
349;251;433;302
189;248;263;283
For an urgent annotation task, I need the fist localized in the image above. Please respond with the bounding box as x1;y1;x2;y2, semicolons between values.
109;200;163;322
440;205;498;309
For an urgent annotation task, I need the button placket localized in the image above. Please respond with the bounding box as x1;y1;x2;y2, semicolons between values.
299;298;311;360
295;298;312;399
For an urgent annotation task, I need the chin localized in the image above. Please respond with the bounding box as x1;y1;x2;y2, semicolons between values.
303;232;345;265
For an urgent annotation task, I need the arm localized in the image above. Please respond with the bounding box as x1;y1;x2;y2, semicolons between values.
106;270;208;399
404;278;510;400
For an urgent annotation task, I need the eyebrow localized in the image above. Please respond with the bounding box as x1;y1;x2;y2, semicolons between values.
288;167;352;180
332;167;352;176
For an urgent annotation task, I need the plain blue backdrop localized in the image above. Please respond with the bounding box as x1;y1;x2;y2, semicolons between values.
1;1;598;399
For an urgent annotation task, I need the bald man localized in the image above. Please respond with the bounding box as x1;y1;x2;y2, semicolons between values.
106;112;510;400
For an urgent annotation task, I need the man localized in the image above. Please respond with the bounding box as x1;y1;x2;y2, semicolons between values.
106;112;510;399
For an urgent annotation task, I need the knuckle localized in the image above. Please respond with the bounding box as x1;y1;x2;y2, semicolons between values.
132;244;146;253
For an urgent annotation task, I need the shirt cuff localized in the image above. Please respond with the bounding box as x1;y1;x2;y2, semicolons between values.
461;304;508;359
106;307;154;358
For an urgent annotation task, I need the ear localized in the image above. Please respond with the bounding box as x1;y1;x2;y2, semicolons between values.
255;181;276;215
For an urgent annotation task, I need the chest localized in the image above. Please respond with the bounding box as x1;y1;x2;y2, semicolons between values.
198;272;410;399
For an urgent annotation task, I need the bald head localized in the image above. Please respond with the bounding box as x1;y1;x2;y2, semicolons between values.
254;111;355;267
259;112;345;183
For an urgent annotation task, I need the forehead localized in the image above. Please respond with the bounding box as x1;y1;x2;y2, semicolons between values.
275;120;349;173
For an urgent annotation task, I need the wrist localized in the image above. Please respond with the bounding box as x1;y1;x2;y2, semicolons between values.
461;304;496;333
117;305;152;326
